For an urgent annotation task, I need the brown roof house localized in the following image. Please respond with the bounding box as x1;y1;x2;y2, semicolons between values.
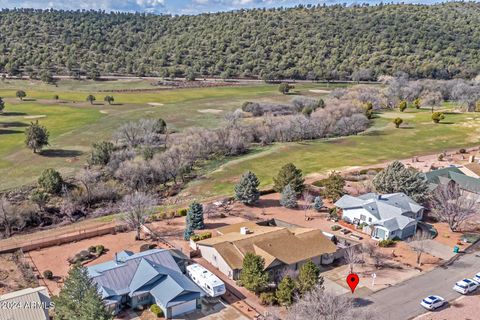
196;221;338;280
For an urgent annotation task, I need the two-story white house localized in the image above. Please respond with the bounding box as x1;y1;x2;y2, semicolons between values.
335;193;424;240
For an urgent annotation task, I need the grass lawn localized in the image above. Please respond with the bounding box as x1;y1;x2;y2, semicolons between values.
0;79;328;190
182;108;480;198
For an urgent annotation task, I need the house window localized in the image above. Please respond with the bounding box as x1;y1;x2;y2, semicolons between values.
360;214;366;221
368;217;372;223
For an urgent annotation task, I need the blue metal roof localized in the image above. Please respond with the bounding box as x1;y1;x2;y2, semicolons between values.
87;249;202;308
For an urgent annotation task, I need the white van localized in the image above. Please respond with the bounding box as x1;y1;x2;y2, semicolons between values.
186;264;226;297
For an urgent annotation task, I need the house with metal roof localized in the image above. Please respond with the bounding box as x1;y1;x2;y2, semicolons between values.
196;222;338;280
0;287;52;320
425;166;480;199
87;249;203;319
335;193;424;240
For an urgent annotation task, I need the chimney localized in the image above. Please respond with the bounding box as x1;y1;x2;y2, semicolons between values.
115;253;118;264
377;194;382;200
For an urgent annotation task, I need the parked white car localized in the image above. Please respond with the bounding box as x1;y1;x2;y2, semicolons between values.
453;278;479;294
473;273;480;283
420;295;446;310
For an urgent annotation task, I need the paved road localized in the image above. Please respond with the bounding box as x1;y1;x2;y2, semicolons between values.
364;244;480;320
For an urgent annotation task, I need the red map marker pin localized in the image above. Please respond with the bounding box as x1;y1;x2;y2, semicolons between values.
346;273;359;293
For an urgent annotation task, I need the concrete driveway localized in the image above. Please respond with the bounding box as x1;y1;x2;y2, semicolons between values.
409;240;456;261
361;243;480;320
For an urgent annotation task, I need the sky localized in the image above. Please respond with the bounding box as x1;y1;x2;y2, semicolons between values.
0;0;453;15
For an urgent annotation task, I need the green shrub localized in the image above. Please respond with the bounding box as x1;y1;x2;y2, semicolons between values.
38;168;64;194
378;239;396;247
178;208;188;216
95;245;105;255
259;292;277;306
88;246;96;253
459;148;467;154
43;270;53;280
432;112;445;123
190;231;212;242
331;225;341;231
150;304;164;317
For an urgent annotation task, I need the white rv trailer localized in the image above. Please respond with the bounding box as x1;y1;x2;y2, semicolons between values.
186;264;226;297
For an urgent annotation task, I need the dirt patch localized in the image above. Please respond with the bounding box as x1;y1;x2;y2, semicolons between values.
24;115;46;119
198;109;224;114
379;112;415;119
0;253;37;295
99;110;108;114
147;102;164;106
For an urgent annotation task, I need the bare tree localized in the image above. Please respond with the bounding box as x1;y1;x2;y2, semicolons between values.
287;285;376;320
302;191;314;220
431;182;479;232
408;231;432;266
0;197;16;238
119;192;156;240
343;245;362;274
76;168;100;206
420;90;443;113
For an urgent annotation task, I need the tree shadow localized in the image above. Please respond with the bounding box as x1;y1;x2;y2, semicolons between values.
22;98;37;102
2;112;27;116
438;122;454;125
353;297;374;307
1;121;28;128
110;103;123;106
40;149;83;158
256;199;280;208
0;129;22;134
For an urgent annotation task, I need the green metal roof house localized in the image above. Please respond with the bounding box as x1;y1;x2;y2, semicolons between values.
424;166;480;195
87;249;203;319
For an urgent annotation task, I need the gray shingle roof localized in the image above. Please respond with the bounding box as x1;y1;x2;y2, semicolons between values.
335;193;422;232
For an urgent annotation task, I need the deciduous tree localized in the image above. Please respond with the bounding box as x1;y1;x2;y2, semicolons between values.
16;90;26;101
25;121;49;153
119;192;155;240
430;182;479;232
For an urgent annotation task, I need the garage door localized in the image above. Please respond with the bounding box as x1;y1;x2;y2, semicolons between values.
170;300;197;317
402;224;416;238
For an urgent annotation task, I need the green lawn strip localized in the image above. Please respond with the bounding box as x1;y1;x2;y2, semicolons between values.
182;110;480;199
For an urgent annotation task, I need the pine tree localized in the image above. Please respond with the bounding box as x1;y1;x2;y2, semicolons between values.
276;275;296;306
323;171;345;201
373;160;429;203
183;212;194;240
280;184;298;208
296;260;322;294
273;163;305;195
313;196;323;212
235;171;260;205
53;264;112;320
0;97;5;113
188;201;204;230
239;253;269;294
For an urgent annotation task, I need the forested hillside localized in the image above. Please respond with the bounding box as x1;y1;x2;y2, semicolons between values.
1;2;480;80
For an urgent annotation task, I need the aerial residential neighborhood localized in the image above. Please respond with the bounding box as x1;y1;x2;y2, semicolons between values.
1;1;480;320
